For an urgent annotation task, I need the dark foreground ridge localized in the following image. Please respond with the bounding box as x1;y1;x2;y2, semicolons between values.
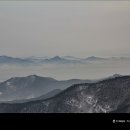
0;75;130;113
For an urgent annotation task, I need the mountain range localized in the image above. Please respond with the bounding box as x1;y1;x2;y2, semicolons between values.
0;75;91;101
0;55;130;65
0;75;129;113
0;55;32;65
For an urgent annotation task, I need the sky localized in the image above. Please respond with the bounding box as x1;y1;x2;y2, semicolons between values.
0;1;130;58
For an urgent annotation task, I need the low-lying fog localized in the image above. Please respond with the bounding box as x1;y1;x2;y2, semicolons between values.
0;60;130;82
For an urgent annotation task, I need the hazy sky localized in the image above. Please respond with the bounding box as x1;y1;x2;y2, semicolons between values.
0;1;130;58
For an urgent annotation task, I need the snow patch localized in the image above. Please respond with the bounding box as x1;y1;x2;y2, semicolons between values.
26;94;35;99
42;101;50;107
66;98;79;107
6;82;11;86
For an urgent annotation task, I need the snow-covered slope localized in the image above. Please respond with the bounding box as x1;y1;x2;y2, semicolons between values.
0;75;130;113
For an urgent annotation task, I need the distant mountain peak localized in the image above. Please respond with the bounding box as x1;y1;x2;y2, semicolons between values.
86;56;105;61
6;75;40;83
51;56;62;60
0;55;12;59
0;55;21;59
88;56;97;58
26;75;40;80
86;56;98;59
111;74;122;78
62;56;81;60
99;74;123;82
27;75;39;78
44;56;68;63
